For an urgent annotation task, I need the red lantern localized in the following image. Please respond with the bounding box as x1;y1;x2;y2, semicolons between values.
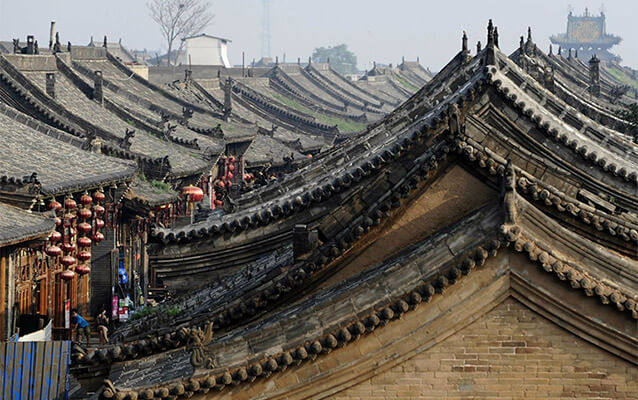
92;232;104;243
62;242;76;253
229;156;236;163
93;191;105;203
78;222;92;234
60;269;75;281
79;193;92;206
64;197;77;210
78;237;92;248
228;164;236;171
48;200;62;212
77;251;91;262
54;218;62;226
61;255;76;266
227;181;233;188
93;205;105;216
182;185;204;202
94;219;105;229
227;172;234;180
216;181;225;188
49;231;62;242
78;208;92;219
45;246;62;257
76;265;90;276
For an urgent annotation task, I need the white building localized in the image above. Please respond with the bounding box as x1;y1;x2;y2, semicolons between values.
178;34;232;67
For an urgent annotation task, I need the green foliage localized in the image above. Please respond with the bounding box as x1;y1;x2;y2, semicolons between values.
130;305;182;321
130;306;158;320
138;172;147;182
394;74;417;92
270;93;366;133
127;119;136;127
312;44;358;75
151;180;172;192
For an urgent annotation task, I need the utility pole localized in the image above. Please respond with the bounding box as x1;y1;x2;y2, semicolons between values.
261;0;271;59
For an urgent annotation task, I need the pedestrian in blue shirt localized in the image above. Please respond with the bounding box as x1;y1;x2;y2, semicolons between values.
71;309;90;346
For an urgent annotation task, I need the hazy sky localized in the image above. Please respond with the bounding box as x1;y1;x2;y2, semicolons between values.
0;0;636;71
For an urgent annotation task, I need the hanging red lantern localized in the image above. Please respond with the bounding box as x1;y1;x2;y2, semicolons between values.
61;242;76;253
49;231;62;243
78;222;92;234
64;197;77;210
227;181;233;188
228;156;236;163
182;185;204;202
48;200;62;212
60;269;75;281
45;246;62;257
93;191;106;203
76;265;90;276
78;237;92;248
93;204;105;216
228;164;236;171
95;219;105;229
227;172;234;180
54;217;62;226
78;208;92;219
79;193;92;206
92;232;104;243
61;255;76;266
77;251;91;262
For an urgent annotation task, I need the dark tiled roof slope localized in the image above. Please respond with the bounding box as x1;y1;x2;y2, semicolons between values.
0;203;55;246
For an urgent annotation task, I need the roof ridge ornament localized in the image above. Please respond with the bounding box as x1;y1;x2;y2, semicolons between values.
190;322;215;369
485;19;497;65
462;31;470;63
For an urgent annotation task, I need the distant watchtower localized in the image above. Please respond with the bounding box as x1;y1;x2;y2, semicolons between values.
550;8;621;63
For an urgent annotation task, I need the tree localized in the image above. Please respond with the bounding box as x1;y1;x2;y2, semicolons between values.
147;0;214;66
312;44;358;75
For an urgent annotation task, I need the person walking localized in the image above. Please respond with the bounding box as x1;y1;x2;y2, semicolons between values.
96;308;110;345
71;309;90;346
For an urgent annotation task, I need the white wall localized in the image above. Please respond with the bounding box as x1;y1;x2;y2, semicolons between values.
181;36;231;67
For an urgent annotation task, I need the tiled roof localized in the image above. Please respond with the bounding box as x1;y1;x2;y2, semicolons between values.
124;176;179;207
0;203;55;246
0;105;137;195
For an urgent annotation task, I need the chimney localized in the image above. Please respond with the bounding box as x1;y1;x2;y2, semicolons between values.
49;21;56;50
45;73;55;98
26;35;35;55
293;224;318;261
589;55;601;97
94;71;104;104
